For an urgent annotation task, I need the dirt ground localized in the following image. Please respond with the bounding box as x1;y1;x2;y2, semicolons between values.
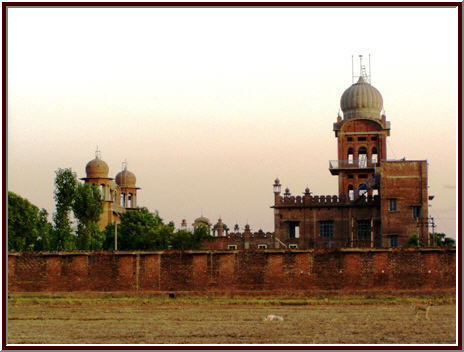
7;294;456;345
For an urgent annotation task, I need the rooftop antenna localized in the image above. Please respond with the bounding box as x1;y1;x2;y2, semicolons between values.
351;55;354;84
353;54;371;83
95;146;101;159
369;54;371;83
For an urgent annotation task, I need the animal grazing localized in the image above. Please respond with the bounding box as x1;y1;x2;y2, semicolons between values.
263;314;284;322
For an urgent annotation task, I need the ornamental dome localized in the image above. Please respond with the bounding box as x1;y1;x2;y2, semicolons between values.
193;216;212;227
85;157;109;178
340;76;383;120
115;169;136;187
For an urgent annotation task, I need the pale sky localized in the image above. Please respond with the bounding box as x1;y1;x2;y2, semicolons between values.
7;6;458;238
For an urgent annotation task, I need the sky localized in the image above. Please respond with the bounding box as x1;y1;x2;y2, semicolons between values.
7;6;458;238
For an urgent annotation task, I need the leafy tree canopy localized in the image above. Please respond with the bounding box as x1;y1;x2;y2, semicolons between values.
104;208;211;251
8;191;52;251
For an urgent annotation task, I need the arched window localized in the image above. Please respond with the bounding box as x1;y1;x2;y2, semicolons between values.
358;147;367;168
359;183;367;197
100;184;105;199
120;193;125;207
372;147;378;164
127;193;132;208
347;148;354;164
348;184;354;201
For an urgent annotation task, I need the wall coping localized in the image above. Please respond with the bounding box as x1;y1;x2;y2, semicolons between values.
8;248;456;256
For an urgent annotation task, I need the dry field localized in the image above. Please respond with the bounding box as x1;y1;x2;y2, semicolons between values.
8;294;456;345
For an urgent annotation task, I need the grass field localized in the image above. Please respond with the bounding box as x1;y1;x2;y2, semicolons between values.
8;293;456;345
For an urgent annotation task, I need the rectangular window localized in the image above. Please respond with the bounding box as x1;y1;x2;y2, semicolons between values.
228;245;237;250
289;244;298;249
357;220;371;240
389;199;397;212
287;221;300;239
390;235;399;248
412;206;422;219
347;137;353;141
359;174;368;179
319;221;334;238
358;137;367;141
257;244;267;249
348;174;354;179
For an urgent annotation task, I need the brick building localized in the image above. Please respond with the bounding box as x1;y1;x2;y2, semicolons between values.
273;75;429;249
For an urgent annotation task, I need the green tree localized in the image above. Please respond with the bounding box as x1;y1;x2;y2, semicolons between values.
51;168;78;250
73;183;104;250
103;208;174;250
8;191;52;251
431;233;456;247
405;234;419;248
170;224;211;250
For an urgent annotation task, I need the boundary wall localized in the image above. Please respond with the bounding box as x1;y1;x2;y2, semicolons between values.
8;249;455;293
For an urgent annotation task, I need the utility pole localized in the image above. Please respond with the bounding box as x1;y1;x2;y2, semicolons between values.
114;222;118;251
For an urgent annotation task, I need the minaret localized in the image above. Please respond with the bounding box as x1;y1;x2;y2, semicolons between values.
331;72;390;199
115;161;140;209
80;148;113;230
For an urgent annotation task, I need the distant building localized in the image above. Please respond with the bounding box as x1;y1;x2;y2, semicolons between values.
81;153;140;231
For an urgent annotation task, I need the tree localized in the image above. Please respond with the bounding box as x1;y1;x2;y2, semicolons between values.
405;234;419;248
51;168;78;250
406;233;456;248
103;209;213;251
103;208;174;250
73;183;104;250
431;233;456;247
8;191;52;251
170;224;212;250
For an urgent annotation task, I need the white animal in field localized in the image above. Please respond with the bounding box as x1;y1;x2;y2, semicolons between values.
263;314;284;322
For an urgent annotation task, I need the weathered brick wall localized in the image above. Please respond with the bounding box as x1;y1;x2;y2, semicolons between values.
8;249;455;293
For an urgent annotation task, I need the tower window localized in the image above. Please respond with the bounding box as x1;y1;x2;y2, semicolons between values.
358;147;368;168
347;148;354;164
348;185;354;201
319;221;334;238
372;147;378;164
389;199;397;212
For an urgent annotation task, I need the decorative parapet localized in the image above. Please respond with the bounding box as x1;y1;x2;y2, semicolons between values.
274;194;380;207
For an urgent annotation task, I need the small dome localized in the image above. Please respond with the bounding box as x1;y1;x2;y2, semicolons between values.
115;169;136;187
193;216;212;227
86;157;109;178
340;76;383;120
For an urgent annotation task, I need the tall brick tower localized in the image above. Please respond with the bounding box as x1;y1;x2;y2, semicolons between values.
330;75;391;199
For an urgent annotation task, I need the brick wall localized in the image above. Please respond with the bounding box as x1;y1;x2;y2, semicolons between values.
8;249;455;293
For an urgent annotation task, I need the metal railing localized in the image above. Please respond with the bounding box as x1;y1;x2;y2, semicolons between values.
329;159;378;169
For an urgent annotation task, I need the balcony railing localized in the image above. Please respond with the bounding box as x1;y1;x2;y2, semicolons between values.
329;159;378;170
